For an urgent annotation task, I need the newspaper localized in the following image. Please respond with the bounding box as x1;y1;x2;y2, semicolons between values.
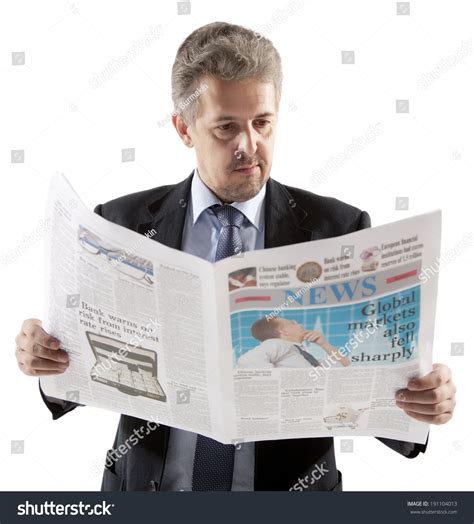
40;174;441;445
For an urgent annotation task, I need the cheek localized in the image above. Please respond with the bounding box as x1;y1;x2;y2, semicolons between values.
198;140;229;166
209;138;234;159
259;141;274;161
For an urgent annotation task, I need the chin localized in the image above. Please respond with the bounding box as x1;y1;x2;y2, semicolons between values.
231;183;264;202
231;171;268;201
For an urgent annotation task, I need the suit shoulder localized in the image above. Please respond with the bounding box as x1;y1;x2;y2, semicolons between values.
93;184;175;229
284;183;361;215
282;183;371;233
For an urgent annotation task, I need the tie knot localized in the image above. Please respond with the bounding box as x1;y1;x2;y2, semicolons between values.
211;204;245;228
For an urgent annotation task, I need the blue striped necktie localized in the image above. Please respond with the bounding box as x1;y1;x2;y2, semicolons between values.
212;204;245;259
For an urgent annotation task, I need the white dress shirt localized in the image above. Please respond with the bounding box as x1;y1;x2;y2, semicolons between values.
237;339;313;368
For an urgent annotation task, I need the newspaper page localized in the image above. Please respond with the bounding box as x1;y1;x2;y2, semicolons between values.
215;210;441;445
40;174;227;442
40;174;440;445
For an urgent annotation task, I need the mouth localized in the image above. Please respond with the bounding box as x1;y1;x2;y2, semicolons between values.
233;165;260;175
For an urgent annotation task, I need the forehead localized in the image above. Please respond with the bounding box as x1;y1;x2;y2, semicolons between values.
198;76;277;121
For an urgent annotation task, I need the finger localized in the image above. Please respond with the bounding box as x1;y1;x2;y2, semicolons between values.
17;334;69;363
18;351;69;371
407;364;451;391
19;334;69;363
395;399;454;415
396;383;452;404
18;362;67;377
403;410;453;425
22;319;60;350
305;333;322;342
27;356;69;371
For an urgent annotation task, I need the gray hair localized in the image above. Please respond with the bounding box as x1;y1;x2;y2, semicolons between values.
171;21;283;126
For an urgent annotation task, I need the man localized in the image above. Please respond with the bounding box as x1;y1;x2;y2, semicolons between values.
14;22;456;491
237;318;351;368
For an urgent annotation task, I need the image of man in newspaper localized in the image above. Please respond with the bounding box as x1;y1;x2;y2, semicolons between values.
237;317;350;368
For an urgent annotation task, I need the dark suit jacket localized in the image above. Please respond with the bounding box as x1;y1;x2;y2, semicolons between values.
39;173;428;491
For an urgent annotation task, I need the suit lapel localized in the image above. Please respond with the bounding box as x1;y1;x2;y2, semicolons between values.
264;178;314;248
136;173;194;250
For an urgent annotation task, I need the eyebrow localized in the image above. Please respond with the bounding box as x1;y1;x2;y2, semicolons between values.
213;112;275;123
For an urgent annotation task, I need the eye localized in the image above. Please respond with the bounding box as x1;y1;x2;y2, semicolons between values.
217;123;235;131
254;120;270;127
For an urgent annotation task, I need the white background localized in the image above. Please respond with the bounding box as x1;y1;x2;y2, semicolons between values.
0;0;472;491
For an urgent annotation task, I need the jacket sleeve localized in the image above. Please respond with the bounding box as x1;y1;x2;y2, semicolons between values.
38;380;84;420
376;435;429;459
356;210;372;231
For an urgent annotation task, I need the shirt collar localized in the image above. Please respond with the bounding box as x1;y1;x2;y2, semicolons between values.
190;167;266;231
264;338;305;348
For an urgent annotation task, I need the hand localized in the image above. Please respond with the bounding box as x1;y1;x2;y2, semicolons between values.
15;319;70;376
395;363;456;425
303;330;326;345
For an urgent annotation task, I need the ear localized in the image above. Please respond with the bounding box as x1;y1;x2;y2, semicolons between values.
275;324;286;337
172;113;194;148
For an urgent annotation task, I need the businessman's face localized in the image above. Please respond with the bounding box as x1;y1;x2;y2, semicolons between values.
277;319;306;342
173;76;278;203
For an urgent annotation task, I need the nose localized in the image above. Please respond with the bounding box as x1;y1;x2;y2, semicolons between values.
234;126;258;159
